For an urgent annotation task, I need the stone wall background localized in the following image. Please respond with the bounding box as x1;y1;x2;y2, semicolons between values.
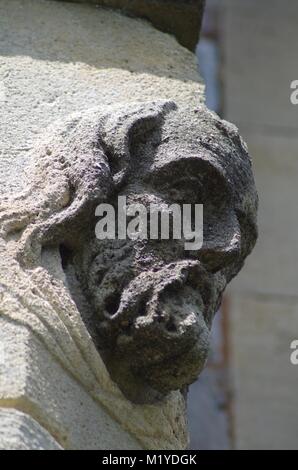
189;0;298;449
222;0;298;450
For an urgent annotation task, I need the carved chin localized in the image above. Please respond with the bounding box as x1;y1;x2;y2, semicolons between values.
120;292;211;395
93;263;213;403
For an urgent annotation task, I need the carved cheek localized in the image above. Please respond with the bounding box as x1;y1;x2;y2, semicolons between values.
196;209;242;273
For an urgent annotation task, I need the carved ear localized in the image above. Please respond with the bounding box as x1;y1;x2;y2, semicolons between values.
98;100;176;188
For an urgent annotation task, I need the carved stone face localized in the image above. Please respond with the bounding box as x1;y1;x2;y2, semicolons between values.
72;104;258;403
1;100;257;404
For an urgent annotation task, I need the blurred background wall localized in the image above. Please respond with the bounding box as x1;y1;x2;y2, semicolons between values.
190;0;298;450
223;0;298;450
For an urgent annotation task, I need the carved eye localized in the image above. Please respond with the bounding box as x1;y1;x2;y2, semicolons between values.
147;158;226;206
166;178;204;205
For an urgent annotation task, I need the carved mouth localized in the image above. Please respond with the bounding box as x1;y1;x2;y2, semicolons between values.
103;260;209;341
93;259;214;399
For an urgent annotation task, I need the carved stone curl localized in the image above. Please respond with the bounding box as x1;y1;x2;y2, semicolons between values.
0;100;258;407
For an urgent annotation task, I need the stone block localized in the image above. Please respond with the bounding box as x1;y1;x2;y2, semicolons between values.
53;0;205;50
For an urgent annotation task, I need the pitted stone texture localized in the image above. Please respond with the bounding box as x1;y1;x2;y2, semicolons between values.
53;0;206;51
0;99;258;407
0;0;201;450
0;0;257;451
0;0;203;196
0;242;188;449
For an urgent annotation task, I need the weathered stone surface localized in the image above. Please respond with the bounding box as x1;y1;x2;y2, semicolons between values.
0;317;143;449
0;0;202;449
0;98;258;403
0;0;257;450
0;0;203;197
54;0;205;51
0;409;62;450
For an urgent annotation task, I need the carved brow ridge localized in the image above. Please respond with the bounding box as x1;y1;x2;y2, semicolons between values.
146;153;228;189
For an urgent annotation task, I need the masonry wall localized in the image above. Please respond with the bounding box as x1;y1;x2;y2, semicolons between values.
54;0;205;50
222;0;298;449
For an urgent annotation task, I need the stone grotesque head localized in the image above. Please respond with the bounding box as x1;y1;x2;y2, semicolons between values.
0;100;258;404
